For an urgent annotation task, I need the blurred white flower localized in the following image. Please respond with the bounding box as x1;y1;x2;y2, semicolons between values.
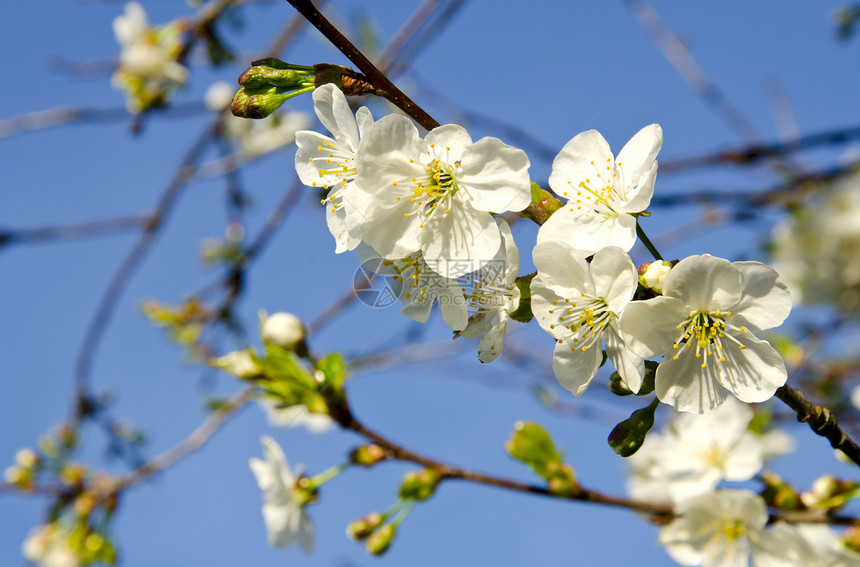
770;169;860;316
628;398;789;505
249;436;313;552
260;400;334;434
111;2;188;113
22;524;81;567
659;489;782;567
755;523;860;567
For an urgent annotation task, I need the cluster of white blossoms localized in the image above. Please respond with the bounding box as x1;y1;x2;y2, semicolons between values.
294;86;794;414
770;169;860;317
628;401;860;567
112;2;188;113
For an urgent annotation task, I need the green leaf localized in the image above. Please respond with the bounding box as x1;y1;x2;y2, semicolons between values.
318;352;347;388
505;421;561;477
607;398;659;457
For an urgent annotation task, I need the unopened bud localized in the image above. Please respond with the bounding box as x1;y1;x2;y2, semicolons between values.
801;475;859;509
760;471;803;511
399;468;442;501
231;86;291;119
346;512;384;540
365;523;396;555
260;311;305;350
349;445;388;467
842;526;860;553
15;449;39;469
638;261;673;293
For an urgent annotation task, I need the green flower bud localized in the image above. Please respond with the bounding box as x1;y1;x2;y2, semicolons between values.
346;512;384;540
399;468;442;501
365;524;396;556
231;86;291;119
505;421;562;478
349;444;388;467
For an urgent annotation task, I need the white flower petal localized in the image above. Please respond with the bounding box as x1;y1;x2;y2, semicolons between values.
426;124;472;162
589;247;637;313
311;84;359;150
458;137;531;213
476;313;508;363
420;205;500;278
663;254;742;312
730;261;792;332
716;331;787;404
616;123;663;195
656;348;730;413
619;297;687;357
552;340;603;396
548;130;614;195
618;160;658;213
531;240;591;297
605;326;645;393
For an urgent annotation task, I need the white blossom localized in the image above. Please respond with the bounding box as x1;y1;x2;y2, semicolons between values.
755;524;860;567
620;254;791;413
22;525;82;567
260;311;305;350
352;116;531;278
249;436;313;552
357;244;468;331
458;219;520;363
295;83;374;253
537;124;662;253
111;3;187;113
658;490;778;567
531;243;644;395
628;398;784;505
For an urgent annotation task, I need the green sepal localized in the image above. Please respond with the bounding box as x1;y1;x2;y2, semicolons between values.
607;398;659;457
318;352;347;389
608;360;657;397
509;273;535;323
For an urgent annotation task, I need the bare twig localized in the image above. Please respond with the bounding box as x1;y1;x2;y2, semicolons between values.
0;214;149;247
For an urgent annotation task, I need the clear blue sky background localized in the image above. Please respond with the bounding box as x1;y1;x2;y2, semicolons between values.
2;1;860;565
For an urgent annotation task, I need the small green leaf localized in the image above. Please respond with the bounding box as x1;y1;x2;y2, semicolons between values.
505;421;561;477
318;352;347;388
607;398;659;457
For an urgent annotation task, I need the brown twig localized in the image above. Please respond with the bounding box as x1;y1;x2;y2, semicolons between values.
0;214;149;247
776;384;860;467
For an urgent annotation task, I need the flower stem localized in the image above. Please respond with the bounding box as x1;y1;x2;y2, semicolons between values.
635;219;663;261
311;462;351;486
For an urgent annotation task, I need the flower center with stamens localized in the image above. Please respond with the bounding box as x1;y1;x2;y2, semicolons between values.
409;158;459;218
309;140;357;213
387;254;432;303
671;310;745;369
547;294;614;351
563;157;625;216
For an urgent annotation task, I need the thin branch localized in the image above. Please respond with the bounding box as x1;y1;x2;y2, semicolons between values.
285;0;440;131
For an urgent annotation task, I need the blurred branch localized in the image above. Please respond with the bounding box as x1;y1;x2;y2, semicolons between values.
660;124;860;173
0;214;150;247
0;102;206;139
118;386;255;490
620;0;761;143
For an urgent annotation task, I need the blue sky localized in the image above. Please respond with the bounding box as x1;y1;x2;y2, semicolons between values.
2;1;860;565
